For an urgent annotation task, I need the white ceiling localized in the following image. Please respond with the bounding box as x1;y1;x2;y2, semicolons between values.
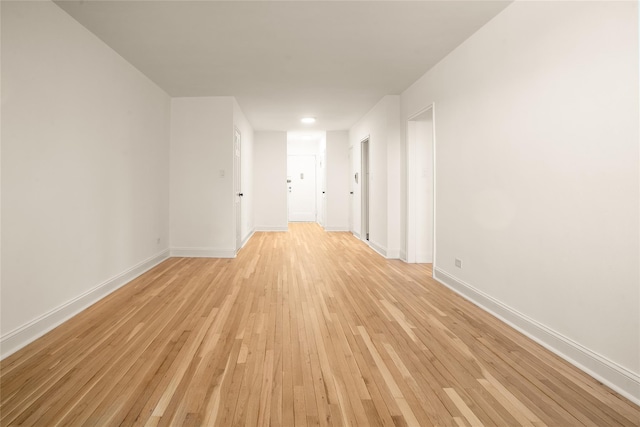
54;0;511;132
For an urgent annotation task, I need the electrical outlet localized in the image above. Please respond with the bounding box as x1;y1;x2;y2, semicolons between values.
455;258;462;268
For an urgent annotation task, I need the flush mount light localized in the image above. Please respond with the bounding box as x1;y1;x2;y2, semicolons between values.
301;117;316;124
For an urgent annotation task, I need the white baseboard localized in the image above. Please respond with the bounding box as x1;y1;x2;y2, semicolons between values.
352;231;361;239
368;240;387;258
254;226;288;232
367;240;401;260
0;249;170;360
240;230;255;249
386;249;401;259
433;267;640;405
399;250;407;261
324;226;350;232
170;247;236;258
417;251;433;263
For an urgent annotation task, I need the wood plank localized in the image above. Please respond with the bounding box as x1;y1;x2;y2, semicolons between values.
1;224;637;426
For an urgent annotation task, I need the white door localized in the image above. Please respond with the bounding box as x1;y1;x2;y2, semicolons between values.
288;155;316;222
351;145;360;236
348;146;354;232
234;127;242;250
319;148;326;227
361;139;370;241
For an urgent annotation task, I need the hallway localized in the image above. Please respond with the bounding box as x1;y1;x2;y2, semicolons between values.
1;224;638;426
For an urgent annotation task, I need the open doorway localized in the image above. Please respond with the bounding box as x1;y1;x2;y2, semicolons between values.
407;106;435;265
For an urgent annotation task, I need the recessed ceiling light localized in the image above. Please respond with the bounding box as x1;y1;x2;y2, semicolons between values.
301;117;316;124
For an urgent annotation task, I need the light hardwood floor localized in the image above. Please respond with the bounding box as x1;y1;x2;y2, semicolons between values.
1;223;638;426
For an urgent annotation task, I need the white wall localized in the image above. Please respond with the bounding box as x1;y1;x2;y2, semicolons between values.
233;99;254;244
287;138;320;156
170;97;235;257
401;1;639;401
386;99;401;258
350;95;401;257
254;131;288;231
325;131;350;231
1;1;171;357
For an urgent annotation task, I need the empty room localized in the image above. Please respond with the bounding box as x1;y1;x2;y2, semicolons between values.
1;0;639;426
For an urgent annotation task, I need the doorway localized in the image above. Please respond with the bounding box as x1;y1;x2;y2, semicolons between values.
287;155;317;222
361;138;370;241
407;106;435;264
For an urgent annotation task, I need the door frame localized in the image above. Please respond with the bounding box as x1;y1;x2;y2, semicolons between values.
406;104;436;268
234;127;242;252
287;154;317;222
348;146;353;232
361;137;370;241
